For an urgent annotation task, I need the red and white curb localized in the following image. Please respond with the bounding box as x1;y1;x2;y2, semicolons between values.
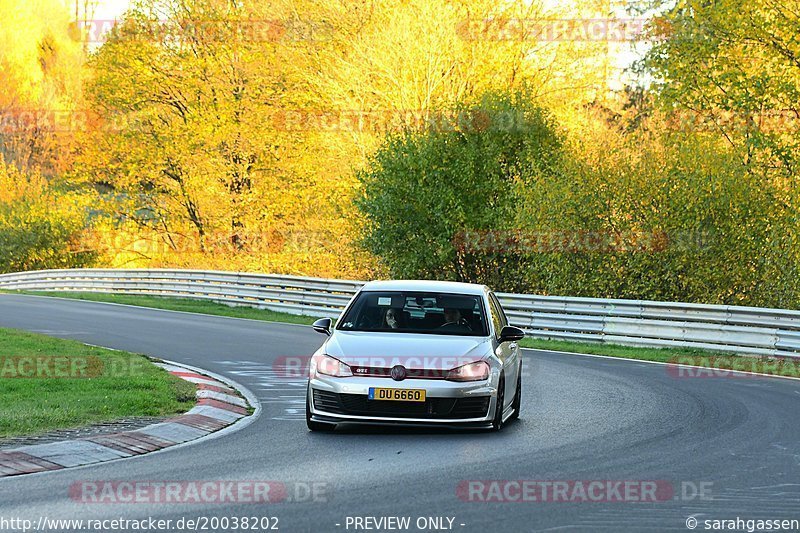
0;360;256;478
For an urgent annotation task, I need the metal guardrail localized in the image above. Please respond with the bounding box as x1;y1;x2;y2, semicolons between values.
1;268;799;358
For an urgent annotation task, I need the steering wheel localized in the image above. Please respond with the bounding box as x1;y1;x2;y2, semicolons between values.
439;317;472;330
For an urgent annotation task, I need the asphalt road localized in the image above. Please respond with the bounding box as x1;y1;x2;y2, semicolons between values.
0;293;799;532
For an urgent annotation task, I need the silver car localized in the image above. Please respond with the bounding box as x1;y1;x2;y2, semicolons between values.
305;280;525;431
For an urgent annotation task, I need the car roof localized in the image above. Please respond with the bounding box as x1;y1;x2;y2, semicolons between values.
360;280;489;296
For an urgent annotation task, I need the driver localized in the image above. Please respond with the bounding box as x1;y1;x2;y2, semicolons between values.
439;308;471;331
442;308;462;327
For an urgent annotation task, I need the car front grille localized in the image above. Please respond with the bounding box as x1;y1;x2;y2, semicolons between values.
350;366;447;379
312;389;490;420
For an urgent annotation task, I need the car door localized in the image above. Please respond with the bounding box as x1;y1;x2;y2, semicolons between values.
488;292;519;410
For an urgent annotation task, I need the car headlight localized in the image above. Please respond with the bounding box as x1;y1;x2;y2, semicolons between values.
311;354;353;378
446;361;490;382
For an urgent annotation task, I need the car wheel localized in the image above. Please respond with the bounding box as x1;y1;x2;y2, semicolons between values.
510;362;521;421
491;375;505;431
306;389;336;432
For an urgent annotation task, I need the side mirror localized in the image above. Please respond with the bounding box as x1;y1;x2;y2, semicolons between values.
499;325;525;343
312;317;333;336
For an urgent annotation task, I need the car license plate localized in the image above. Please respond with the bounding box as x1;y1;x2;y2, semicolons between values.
368;388;426;402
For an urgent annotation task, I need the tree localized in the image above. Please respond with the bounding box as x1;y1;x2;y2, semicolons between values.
78;0;301;249
0;0;84;174
356;90;564;291
638;0;800;176
514;103;800;307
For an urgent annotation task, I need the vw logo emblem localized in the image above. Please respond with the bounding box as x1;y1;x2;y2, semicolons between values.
390;365;407;381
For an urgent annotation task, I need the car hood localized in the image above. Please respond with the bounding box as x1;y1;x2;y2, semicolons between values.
324;331;492;369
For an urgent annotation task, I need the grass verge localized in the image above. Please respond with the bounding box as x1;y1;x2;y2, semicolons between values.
519;337;740;363
0;327;196;439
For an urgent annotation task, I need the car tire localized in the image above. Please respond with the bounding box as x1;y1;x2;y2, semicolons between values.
510;362;522;421
306;389;336;432
491;375;505;431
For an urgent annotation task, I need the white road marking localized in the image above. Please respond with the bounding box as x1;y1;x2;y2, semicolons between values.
217;360;306;421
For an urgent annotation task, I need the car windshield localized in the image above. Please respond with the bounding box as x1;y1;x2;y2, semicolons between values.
337;291;488;336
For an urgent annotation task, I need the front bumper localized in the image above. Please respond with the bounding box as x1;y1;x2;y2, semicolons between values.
308;375;497;426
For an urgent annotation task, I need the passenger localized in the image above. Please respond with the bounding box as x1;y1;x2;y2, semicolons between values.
383;307;402;329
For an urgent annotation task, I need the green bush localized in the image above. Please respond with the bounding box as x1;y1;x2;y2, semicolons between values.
0;160;95;273
516;128;800;307
356;90;565;291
